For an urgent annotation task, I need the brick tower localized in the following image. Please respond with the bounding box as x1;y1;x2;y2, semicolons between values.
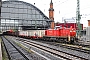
49;0;54;29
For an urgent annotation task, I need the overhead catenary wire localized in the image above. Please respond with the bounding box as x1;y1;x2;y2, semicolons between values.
54;0;69;8
53;0;90;18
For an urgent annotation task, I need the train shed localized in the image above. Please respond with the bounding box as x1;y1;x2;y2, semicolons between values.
0;0;52;32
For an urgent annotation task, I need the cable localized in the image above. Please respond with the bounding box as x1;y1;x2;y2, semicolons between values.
54;0;69;7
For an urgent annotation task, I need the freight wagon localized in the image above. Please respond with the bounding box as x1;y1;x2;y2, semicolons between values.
28;30;45;39
19;31;28;37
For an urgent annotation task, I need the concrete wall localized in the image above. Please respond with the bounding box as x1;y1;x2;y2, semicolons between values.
86;26;90;41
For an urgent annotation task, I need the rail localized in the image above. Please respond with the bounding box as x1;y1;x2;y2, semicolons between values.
17;38;88;60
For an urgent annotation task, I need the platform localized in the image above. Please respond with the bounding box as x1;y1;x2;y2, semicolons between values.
0;38;2;60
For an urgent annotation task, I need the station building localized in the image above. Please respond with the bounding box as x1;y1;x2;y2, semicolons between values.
56;23;83;30
0;0;52;32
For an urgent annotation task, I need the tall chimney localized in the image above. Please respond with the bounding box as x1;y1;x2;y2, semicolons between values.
88;20;90;26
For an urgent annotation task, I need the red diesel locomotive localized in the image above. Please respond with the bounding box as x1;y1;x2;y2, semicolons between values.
44;26;76;43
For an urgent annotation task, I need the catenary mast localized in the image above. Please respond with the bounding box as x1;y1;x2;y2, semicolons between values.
76;0;81;38
0;0;2;32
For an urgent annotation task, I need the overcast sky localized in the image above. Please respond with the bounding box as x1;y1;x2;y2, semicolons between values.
3;0;90;27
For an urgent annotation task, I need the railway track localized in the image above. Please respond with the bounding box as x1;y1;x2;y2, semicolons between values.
36;40;90;54
1;36;35;60
57;43;90;54
2;37;46;60
16;38;88;60
1;36;30;60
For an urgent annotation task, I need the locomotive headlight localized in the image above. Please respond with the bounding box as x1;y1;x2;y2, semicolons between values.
70;30;72;32
73;31;75;32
